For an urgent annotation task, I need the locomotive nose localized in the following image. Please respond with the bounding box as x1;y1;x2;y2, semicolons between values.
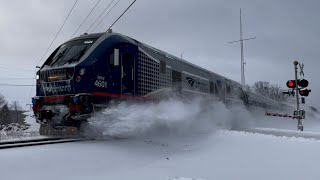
38;67;75;95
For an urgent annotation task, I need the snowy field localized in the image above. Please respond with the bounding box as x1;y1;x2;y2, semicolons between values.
1;130;320;180
1;98;320;180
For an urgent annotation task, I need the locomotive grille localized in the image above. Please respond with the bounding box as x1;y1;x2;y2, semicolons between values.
137;49;172;96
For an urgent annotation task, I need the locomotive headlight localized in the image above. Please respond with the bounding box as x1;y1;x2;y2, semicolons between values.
36;74;39;80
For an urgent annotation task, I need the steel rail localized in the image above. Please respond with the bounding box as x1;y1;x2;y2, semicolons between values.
0;137;90;149
233;128;320;140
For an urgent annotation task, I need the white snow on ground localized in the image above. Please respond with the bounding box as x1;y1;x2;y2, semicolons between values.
170;177;207;180
23;111;40;132
0;111;40;141
1;130;320;180
1;97;320;179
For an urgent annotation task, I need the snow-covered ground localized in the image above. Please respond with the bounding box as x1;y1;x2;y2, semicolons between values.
1;98;320;180
24;111;40;132
1;130;320;180
0;111;40;141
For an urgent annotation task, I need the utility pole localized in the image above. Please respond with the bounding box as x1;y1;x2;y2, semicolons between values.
229;8;256;89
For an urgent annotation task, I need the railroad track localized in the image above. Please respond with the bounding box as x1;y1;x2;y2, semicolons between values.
235;128;320;140
0;137;90;149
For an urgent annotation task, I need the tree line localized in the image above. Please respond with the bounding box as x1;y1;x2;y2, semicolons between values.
245;81;290;102
0;93;29;129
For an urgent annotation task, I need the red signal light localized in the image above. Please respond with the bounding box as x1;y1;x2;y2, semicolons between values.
288;81;294;87
299;90;304;96
299;89;311;97
286;80;296;88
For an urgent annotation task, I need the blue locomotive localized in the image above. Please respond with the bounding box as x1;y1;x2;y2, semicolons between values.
32;31;281;135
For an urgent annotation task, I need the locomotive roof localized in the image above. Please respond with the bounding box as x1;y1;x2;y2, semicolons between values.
69;33;105;41
72;32;240;86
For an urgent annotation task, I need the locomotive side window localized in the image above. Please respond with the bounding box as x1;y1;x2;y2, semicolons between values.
114;48;119;66
109;49;119;66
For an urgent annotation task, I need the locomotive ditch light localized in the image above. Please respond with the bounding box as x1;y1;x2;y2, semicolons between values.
299;88;311;96
286;80;296;88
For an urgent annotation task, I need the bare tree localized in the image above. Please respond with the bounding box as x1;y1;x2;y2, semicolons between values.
0;93;6;107
0;104;11;126
10;101;26;125
251;81;289;102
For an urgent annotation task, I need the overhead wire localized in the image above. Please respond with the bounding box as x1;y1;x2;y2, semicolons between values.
91;0;121;32
0;84;35;87
107;0;136;30
0;77;34;80
0;66;34;72
70;0;103;38
85;0;116;33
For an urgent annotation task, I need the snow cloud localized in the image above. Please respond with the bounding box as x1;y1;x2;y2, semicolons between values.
85;97;256;138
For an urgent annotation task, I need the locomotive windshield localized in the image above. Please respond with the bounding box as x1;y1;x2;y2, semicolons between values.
45;38;97;67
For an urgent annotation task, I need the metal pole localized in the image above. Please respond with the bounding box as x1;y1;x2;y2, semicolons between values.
240;8;244;88
294;60;303;131
228;8;255;90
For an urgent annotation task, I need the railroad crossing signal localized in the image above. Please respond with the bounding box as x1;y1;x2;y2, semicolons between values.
286;79;311;97
286;79;309;89
294;110;305;119
298;79;308;87
297;79;311;96
299;63;304;76
286;80;296;88
299;88;311;96
284;61;310;131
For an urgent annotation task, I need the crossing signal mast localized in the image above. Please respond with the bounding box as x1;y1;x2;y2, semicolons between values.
284;61;311;131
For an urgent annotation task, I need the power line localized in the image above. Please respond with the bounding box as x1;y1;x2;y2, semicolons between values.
71;0;103;38
91;0;121;32
0;77;34;80
36;0;78;66
0;66;34;72
0;84;35;87
85;0;116;33
107;0;136;31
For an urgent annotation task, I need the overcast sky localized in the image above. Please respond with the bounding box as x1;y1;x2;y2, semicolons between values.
0;0;319;110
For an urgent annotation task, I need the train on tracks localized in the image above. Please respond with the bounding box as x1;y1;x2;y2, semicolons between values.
32;30;284;135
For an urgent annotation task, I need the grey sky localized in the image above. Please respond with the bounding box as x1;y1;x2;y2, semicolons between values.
0;0;319;109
